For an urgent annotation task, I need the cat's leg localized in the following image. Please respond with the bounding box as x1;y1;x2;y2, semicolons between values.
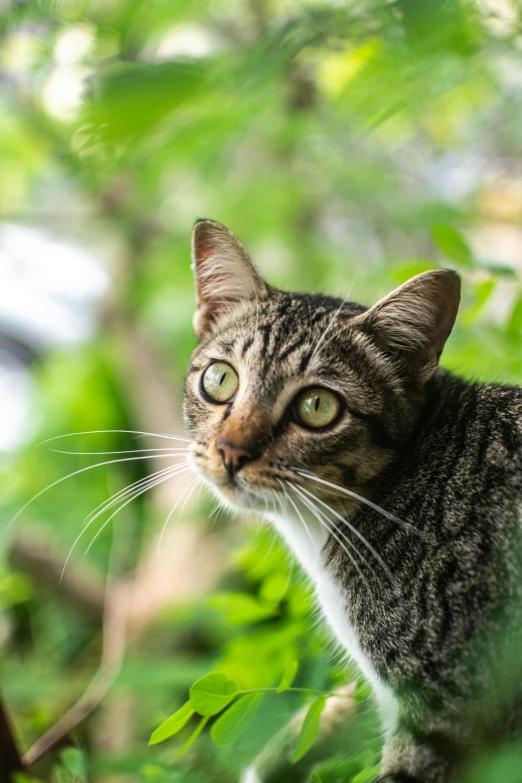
376;728;457;783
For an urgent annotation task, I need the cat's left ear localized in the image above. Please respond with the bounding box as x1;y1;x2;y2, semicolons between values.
191;219;270;338
353;269;461;380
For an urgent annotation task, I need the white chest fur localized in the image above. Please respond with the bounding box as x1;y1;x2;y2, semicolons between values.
267;506;398;734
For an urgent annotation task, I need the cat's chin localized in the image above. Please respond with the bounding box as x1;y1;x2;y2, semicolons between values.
212;482;272;513
194;469;274;514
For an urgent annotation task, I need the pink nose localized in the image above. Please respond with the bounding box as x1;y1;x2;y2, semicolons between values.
216;438;258;477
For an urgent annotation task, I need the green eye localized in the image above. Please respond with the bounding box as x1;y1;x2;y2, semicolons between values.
295;388;341;429
202;361;239;403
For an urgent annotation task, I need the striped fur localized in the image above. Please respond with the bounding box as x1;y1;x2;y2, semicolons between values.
185;221;522;782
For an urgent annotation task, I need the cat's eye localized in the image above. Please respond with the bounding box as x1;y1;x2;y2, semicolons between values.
294;388;342;429
201;361;239;403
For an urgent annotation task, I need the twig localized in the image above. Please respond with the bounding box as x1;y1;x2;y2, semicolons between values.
10;529;106;624
23;577;128;767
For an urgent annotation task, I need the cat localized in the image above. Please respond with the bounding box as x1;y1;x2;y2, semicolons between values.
184;219;522;783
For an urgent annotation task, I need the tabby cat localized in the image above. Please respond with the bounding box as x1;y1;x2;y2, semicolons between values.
184;219;522;783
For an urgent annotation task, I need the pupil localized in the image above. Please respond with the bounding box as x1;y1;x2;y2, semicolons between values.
314;396;320;411
219;372;227;386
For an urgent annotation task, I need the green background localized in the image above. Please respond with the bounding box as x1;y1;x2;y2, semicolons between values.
1;0;522;781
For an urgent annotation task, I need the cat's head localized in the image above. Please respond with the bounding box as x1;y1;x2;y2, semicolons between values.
184;219;460;513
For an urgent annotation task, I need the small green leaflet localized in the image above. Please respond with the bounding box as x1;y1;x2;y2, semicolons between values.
209;592;277;624
351;764;381;782
211;692;263;747
189;672;239;716
149;701;195;745
59;747;88;780
310;774;323;782
508;296;522;336
291;697;327;763
431;224;473;267
277;660;299;692
177;716;209;758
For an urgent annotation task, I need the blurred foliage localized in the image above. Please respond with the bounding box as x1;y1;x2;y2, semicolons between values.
1;0;522;781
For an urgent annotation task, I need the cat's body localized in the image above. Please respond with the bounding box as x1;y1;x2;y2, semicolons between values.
185;219;522;782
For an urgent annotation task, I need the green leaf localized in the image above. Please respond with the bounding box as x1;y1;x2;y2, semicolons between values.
277;660;299;692
59;748;87;780
431;224;473;267
259;572;289;604
209;592;277;624
507;296;522;336
149;701;195;745
462;279;495;324
291;697;327;763
189;672;239;716
211;692;263;747
351;765;381;783
310;774;323;782
176;716;209;758
82;60;208;143
476;259;517;279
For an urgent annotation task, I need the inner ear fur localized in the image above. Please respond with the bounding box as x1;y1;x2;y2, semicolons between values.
192;219;269;338
353;269;461;379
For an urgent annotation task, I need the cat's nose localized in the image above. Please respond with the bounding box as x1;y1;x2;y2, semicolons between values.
216;438;258;478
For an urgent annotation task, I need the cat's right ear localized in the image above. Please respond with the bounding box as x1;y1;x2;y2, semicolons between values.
191;219;269;338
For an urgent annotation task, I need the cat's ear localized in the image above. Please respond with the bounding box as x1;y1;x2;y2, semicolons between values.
354;269;461;379
191;219;270;338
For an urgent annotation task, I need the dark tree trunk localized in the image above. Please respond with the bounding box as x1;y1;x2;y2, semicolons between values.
0;692;23;782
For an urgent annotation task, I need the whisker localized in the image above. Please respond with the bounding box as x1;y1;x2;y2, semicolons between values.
84;463;192;557
289;482;373;597
84;465;178;527
157;475;199;563
296;483;394;583
6;454;191;532
308;295;348;366
38;430;193;447
277;479;316;552
289;467;421;537
289;481;366;567
60;463;190;582
50;448;191;456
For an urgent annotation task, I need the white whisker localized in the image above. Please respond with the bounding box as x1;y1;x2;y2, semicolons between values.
85;463;192;557
296;483;394;583
50;448;191;456
289;482;373;598
38;430;193;446
290;467;420;537
157;474;199;563
6;454;191;533
277;479;316;551
59;463;190;582
84;465;178;527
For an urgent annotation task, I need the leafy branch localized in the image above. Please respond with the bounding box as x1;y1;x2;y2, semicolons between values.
149;666;354;764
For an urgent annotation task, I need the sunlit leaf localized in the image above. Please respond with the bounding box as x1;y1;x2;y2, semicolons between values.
189;672;239;716
431;224;473;267
211;692;263;747
176;716;209;758
351;765;381;782
462;279;495;324
149;701;194;745
59;747;87;780
291;697;327;763
209;592;278;625
277;660;299;692
82;60;209;142
507;296;522;336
